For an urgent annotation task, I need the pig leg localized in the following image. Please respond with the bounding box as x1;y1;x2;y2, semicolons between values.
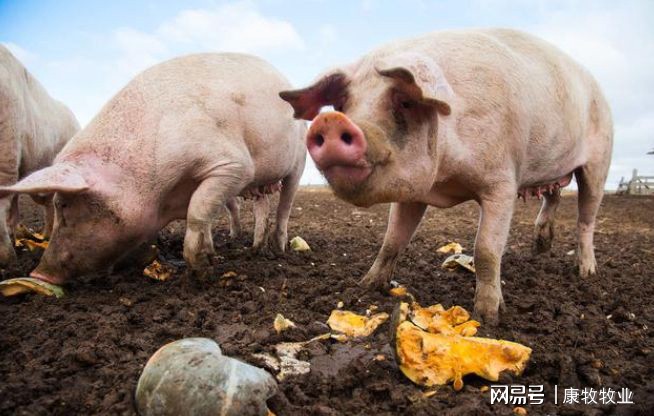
0;196;17;266
532;190;561;254
271;171;302;254
7;195;18;231
225;197;242;239
474;194;514;325
252;195;271;251
575;163;607;277
0;149;18;265
184;169;251;273
359;202;427;289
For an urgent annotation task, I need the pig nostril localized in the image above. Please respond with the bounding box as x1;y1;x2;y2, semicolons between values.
341;132;353;145
315;134;325;147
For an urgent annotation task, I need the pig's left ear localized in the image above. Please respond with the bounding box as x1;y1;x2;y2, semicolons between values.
279;70;349;120
376;54;454;116
0;164;89;198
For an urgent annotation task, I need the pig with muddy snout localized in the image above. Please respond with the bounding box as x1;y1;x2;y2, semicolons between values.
0;53;306;283
280;28;613;324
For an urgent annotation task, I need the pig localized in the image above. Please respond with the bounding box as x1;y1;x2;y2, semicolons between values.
280;28;613;323
0;53;306;283
0;45;80;266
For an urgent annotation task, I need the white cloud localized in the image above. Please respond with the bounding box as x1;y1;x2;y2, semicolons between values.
112;1;304;80
6;2;305;127
526;1;654;188
158;2;304;53
114;27;167;76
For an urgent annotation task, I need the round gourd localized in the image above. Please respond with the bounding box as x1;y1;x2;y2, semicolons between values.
135;338;277;416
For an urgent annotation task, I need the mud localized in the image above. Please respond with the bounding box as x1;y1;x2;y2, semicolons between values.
1;190;652;415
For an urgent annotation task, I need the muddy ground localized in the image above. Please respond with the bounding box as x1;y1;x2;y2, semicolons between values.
0;190;652;415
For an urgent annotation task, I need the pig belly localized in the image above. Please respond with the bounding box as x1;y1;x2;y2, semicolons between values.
517;172;573;200
239;181;282;200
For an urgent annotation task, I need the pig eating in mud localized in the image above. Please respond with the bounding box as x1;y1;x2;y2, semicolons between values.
0;53;306;283
280;28;612;323
0;45;80;266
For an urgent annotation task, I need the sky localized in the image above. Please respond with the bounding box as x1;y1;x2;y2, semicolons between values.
1;0;652;188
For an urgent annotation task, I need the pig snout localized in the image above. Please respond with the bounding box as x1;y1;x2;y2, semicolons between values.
29;269;68;285
29;248;74;285
307;112;368;170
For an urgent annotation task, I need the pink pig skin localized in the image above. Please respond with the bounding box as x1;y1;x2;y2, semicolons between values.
280;28;613;324
0;53;306;284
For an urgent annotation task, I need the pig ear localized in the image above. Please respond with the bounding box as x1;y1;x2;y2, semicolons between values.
376;54;453;116
0;164;89;198
279;71;349;120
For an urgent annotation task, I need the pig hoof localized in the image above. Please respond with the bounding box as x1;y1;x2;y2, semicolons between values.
270;235;287;255
358;273;390;291
473;292;502;325
532;223;554;254
272;244;286;256
473;306;500;326
578;262;597;278
532;235;552;255
252;244;274;257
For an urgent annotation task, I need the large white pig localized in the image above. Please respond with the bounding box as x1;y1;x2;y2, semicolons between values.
0;45;80;266
0;53;306;283
280;29;613;323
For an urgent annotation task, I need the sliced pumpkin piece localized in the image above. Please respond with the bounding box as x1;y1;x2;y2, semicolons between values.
15;239;49;251
0;277;64;298
273;313;296;334
393;302;531;391
389;286;408;297
441;253;475;273
14;223;46;242
143;259;174;281
410;302;479;336
289;236;310;252
14;223;48;251
327;310;389;338
396;320;531;390
436;242;463;254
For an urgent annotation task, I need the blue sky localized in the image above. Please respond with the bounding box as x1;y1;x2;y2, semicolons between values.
1;0;653;187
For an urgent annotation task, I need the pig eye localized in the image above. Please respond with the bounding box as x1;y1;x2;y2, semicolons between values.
392;91;415;111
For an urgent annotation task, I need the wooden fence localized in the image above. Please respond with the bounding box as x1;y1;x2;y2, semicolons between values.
617;169;654;195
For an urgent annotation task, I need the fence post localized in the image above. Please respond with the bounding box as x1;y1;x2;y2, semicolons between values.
628;170;637;194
